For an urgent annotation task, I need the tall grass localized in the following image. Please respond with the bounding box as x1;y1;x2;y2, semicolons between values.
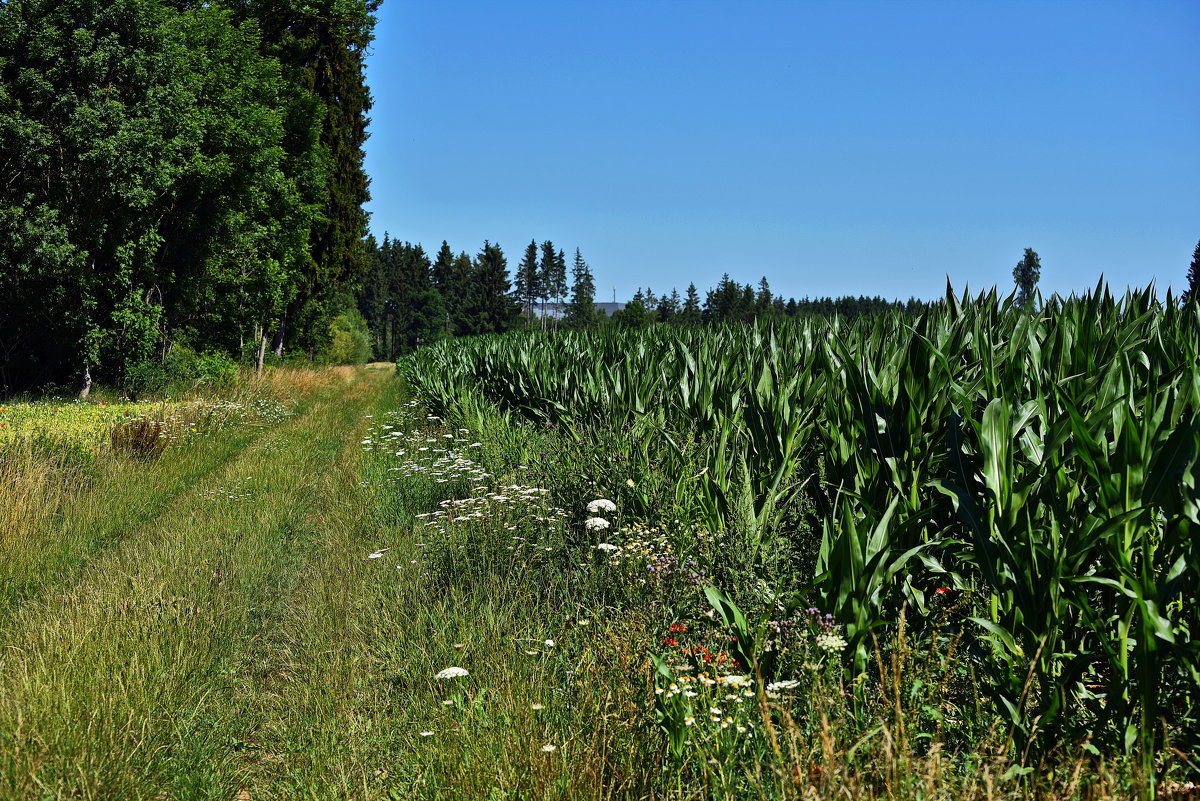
401;284;1200;795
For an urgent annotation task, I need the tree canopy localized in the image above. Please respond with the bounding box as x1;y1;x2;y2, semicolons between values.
0;0;376;393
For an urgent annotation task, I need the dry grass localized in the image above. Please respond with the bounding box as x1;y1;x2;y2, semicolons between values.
0;438;88;541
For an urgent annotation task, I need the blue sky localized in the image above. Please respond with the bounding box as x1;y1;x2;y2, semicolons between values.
363;0;1198;303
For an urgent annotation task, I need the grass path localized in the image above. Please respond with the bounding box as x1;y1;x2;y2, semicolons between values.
0;371;385;800
0;370;656;800
0;422;269;617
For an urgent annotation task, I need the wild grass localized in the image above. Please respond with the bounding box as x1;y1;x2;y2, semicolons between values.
0;356;1195;799
0;368;380;800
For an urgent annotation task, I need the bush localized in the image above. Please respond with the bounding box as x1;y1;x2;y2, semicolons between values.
123;345;239;398
318;310;371;365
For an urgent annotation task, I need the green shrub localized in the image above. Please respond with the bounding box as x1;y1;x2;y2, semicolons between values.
319;310;371;365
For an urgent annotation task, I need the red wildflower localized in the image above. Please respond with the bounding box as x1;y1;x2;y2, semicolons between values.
662;637;679;647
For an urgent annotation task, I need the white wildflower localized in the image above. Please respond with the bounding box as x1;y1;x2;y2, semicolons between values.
435;666;469;679
816;632;848;653
586;499;617;514
595;543;619;552
584;517;610;532
541;744;557;752
766;679;802;693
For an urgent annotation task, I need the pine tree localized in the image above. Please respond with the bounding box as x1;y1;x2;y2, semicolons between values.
1185;239;1200;303
1013;247;1042;308
565;248;597;329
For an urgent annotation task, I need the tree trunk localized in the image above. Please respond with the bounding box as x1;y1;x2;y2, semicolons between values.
78;364;92;400
271;308;287;359
255;330;267;374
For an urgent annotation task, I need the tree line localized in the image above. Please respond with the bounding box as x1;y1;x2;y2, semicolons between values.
354;238;937;361
355;239;1200;362
2;0;1195;394
0;0;377;395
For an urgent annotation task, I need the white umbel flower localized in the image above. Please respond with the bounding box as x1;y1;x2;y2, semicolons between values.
767;679;802;693
586;499;617;514
584;517;610;532
816;632;847;653
435;666;469;679
595;543;620;552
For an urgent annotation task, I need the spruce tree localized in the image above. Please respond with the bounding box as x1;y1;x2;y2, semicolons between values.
448;251;474;336
462;241;517;334
358;234;390;357
1186;239;1200;303
237;0;379;354
431;241;455;334
537;240;557;329
658;289;681;325
682;283;702;326
755;277;773;318
515;240;540;323
565;248;597;329
551;248;568;328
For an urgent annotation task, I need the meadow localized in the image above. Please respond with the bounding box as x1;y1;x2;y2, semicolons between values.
0;287;1197;800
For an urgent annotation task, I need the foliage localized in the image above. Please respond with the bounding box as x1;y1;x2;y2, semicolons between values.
1012;247;1042;308
564;248;597;329
1186;238;1199;304
319;308;371;365
402;283;1200;789
0;0;375;393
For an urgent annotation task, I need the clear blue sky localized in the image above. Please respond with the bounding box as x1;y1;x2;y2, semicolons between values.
363;0;1198;303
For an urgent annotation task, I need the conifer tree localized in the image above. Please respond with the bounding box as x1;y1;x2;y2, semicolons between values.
515;240;540;323
462;241;517;335
682;283;702;326
658;289;681;325
565;248;597;329
1185;239;1200;303
755;277;773;318
537;240;557;329
431;241;456;333
238;0;379;354
448;251;474;336
551;248;568;328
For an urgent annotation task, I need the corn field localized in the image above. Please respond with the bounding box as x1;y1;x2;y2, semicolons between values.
402;284;1200;786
